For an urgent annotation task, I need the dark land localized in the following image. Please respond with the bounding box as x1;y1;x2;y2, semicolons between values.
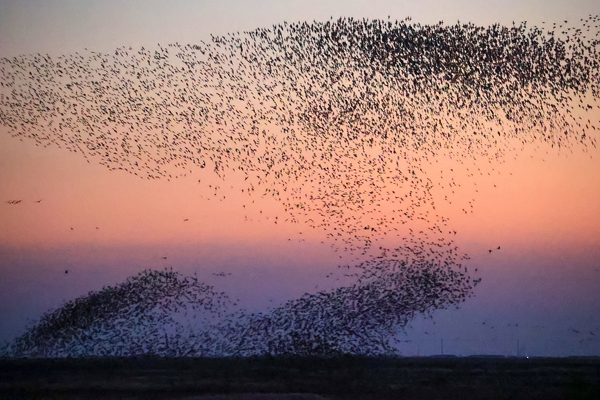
1;356;599;400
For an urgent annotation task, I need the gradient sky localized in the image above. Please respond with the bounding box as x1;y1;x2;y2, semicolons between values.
1;0;599;356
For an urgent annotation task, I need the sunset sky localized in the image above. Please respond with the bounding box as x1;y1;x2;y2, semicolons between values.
1;0;599;356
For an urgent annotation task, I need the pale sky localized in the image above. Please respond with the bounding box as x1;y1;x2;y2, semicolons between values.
1;0;599;57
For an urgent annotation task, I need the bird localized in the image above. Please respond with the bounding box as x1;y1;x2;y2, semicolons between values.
1;15;599;358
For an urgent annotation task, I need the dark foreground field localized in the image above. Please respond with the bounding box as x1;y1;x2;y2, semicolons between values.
1;356;599;400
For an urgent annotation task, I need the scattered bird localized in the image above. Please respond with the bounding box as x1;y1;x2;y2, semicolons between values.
1;15;598;358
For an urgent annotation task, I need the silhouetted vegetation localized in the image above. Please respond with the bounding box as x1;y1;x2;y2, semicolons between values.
1;356;600;399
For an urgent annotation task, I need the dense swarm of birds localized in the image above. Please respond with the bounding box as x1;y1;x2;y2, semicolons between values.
1;16;598;357
1;261;471;357
1;270;230;357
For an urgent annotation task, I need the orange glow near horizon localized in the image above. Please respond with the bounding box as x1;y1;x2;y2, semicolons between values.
2;121;598;255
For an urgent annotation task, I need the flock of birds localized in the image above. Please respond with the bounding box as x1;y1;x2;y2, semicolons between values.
2;264;472;357
1;16;599;357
